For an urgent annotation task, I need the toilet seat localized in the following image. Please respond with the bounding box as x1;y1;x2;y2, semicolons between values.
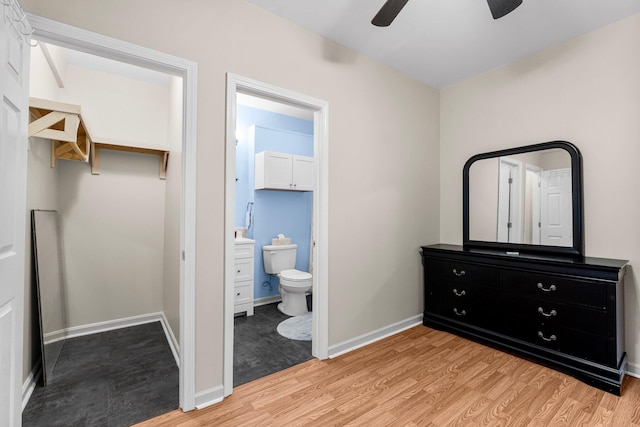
279;269;312;282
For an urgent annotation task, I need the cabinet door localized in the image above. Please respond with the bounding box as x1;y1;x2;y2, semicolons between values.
264;152;293;190
292;155;314;191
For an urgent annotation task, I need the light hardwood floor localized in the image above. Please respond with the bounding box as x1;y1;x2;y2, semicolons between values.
136;326;640;426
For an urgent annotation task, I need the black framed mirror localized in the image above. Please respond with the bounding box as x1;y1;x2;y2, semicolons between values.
463;141;584;257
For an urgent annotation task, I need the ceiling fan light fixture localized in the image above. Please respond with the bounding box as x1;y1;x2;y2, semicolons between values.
487;0;523;20
372;0;410;27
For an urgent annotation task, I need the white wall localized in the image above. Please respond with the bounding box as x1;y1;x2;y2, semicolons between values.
23;139;58;380
441;14;640;373
58;64;170;148
162;76;183;345
56;152;166;327
29;43;60;101
23;44;62;380
21;0;442;394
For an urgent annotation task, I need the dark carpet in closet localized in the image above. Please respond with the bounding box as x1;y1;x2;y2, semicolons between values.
23;321;178;427
234;298;313;387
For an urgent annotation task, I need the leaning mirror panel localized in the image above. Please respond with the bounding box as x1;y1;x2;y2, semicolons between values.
469;148;572;246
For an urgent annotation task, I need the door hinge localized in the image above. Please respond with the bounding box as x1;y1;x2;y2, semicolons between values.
507;222;512;229
508;177;513;184
182;250;185;261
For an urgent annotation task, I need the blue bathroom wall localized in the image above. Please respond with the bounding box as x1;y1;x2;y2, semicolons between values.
235;105;313;301
235;105;313;227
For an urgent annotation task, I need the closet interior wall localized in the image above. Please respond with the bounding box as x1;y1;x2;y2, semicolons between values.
23;43;182;381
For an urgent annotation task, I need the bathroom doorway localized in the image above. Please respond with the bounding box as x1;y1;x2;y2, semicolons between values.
224;74;329;396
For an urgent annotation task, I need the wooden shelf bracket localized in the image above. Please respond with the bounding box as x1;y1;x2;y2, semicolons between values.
90;141;169;180
28;97;90;165
29;97;169;179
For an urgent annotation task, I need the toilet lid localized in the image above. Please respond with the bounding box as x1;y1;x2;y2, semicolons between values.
280;269;312;281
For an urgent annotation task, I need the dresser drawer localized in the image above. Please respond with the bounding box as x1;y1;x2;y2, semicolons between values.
500;270;607;308
234;283;252;304
234;258;254;282
503;319;611;365
502;295;609;336
426;286;496;329
425;258;497;288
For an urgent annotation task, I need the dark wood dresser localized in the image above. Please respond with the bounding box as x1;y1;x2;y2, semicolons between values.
421;243;627;395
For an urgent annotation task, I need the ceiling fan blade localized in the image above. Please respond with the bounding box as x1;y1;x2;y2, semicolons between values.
372;0;410;27
486;0;523;19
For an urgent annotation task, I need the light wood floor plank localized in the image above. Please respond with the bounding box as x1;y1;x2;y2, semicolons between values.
135;326;639;426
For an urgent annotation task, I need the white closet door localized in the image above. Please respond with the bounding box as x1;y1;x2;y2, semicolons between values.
0;3;30;425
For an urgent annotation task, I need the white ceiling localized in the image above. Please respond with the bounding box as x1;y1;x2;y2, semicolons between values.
246;0;640;88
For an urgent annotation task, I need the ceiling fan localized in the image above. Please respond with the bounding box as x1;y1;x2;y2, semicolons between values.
372;0;523;27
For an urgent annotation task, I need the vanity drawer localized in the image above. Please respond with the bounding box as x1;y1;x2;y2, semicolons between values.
499;270;607;308
234;283;252;303
502;295;609;336
234;243;254;259
425;258;497;288
234;258;254;282
503;319;611;365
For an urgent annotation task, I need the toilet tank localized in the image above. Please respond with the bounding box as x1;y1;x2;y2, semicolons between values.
263;244;297;274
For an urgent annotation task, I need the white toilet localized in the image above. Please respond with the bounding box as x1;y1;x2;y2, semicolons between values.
262;243;312;316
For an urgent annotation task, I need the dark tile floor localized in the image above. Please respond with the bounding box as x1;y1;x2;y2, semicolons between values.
233;299;313;387
23;322;178;427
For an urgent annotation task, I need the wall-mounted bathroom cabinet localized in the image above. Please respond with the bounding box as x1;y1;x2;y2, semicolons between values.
255;151;314;191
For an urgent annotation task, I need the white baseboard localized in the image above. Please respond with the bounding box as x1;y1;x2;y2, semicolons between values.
160;312;180;366
328;314;423;358
253;295;281;307
44;312;166;344
47;312;180;364
22;360;42;412
195;385;224;409
627;362;640;378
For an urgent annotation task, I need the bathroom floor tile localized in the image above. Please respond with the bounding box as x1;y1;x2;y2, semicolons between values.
233;299;313;387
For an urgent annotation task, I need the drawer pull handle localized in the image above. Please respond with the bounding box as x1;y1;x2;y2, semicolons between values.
453;308;466;316
538;307;557;317
538;331;557;342
237;270;241;273
452;269;466;277
236;292;241;296
537;283;556;292
453;289;466;297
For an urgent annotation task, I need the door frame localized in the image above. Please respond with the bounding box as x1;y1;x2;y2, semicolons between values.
27;14;198;411
224;73;329;396
497;157;522;243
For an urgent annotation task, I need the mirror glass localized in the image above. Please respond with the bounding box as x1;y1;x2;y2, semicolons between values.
469;148;572;246
32;210;68;385
464;141;583;256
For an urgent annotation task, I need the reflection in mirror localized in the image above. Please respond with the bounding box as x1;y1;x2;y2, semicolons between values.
32;210;68;385
469;148;572;246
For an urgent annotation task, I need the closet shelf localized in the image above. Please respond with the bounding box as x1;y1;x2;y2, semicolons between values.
90;141;169;180
28;97;91;165
28;97;169;179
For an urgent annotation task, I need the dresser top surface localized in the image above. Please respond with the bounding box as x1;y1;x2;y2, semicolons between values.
421;244;628;271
